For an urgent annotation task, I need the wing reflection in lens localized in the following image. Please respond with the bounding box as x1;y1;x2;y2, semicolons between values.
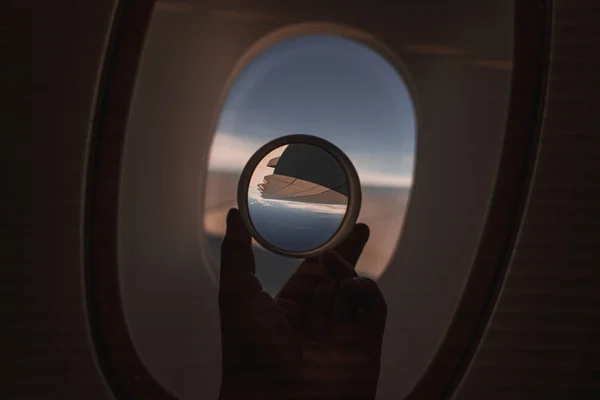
247;143;350;253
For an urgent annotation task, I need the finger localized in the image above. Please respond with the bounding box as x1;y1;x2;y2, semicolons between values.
219;210;301;367
221;208;254;276
275;224;370;325
308;280;336;339
341;277;387;311
320;319;372;349
220;209;262;304
331;293;354;324
320;250;358;281
341;277;387;335
221;291;301;368
311;280;336;317
332;223;370;267
275;258;325;308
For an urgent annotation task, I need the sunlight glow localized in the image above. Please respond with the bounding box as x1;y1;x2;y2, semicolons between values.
210;133;412;188
249;193;348;214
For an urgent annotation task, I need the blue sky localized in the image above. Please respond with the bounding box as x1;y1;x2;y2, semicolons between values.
208;34;416;188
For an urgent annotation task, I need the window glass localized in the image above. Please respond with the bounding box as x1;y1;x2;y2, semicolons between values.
204;34;416;294
118;4;513;400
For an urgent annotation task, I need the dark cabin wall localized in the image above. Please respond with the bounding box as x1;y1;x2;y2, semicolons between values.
3;1;118;399
454;1;600;398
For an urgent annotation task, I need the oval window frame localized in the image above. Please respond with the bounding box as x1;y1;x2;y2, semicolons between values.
198;22;421;283
84;3;549;400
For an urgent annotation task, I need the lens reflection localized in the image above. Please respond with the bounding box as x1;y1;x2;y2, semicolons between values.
248;143;349;253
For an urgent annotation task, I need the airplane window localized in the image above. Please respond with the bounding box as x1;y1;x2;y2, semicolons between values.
204;34;415;294
118;4;512;400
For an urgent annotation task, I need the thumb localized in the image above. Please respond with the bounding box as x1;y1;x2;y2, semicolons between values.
219;208;262;305
219;209;300;367
341;277;387;336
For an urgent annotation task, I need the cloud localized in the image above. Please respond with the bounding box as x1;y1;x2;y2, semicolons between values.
351;154;414;188
249;192;347;214
208;133;262;171
358;171;413;188
278;201;347;214
209;132;413;188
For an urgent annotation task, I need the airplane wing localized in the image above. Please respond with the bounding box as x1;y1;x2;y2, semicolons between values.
258;143;349;205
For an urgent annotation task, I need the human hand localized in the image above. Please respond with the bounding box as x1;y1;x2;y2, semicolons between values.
218;208;387;400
